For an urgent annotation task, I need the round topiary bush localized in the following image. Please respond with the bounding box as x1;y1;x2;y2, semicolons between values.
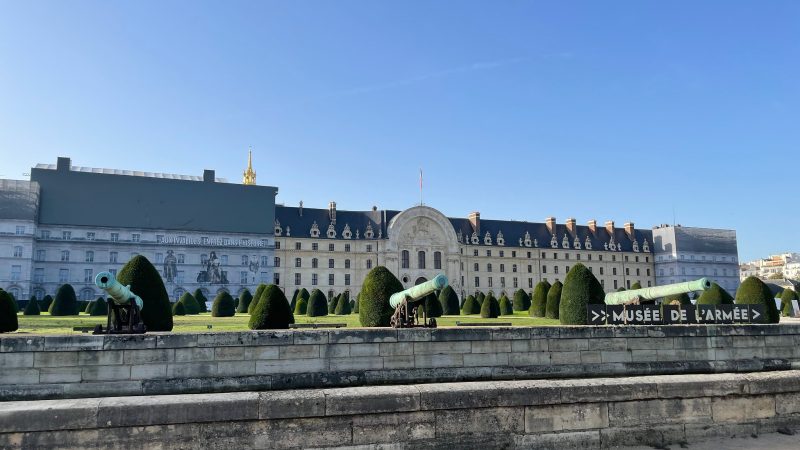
294;295;308;315
211;292;236;317
461;295;479;314
616;287;626;292
40;295;53;312
90;297;109;316
438;286;459;315
50;284;79;316
307;289;329;317
193;289;208;313
249;284;295;329
334;291;351;315
24;295;41;316
697;282;734;305
529;281;550;317
359;266;403;327
736;276;780;323
498;294;513;315
236;289;253;314
172;301;186;316
663;293;691;305
480;293;500;318
179;292;201;315
781;289;798;316
545;281;563;319
117;255;173;331
512;289;530;311
0;290;19;332
559;263;605;325
248;284;267;314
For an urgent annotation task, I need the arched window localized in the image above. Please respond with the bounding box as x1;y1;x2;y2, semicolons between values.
418;251;426;269
174;288;185;301
401;250;409;269
434;252;442;270
312;258;319;269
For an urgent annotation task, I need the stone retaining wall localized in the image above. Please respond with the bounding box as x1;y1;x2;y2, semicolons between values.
1;324;799;401
2;371;800;449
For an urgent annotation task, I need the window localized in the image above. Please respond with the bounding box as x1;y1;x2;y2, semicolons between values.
588;254;592;261
626;280;631;289
274;257;281;267
110;252;118;263
34;268;44;283
488;277;493;288
11;265;21;281
13;246;23;258
36;250;45;261
295;242;302;250
635;256;639;263
63;231;71;240
345;259;351;269
528;278;533;289
565;254;569;260
110;233;119;242
328;244;334;252
553;253;558;259
473;250;478;257
15;226;24;235
274;273;280;285
312;258;318;269
328;259;334;269
500;277;506;288
240;271;248;284
599;255;603;261
84;269;93;283
500;264;505;273
312;274;318;286
527;265;532;273
474;263;479;271
261;256;268;266
626;268;630;276
41;230;50;239
312;243;319;251
242;255;249;265
566;266;570;273
329;274;334;285
295;273;301;286
646;268;651;276
554;266;559;274
345;244;351;252
156;253;164;264
345;274;351;286
612;255;616;262
366;259;373;269
600;267;604;275
295;258;302;268
474;277;480;288
512;251;517;258
132;233;140;243
61;250;70;262
487;263;492;272
486;250;491;257
59;268;69;283
275;241;281;250
109;268;117;277
576;254;581;261
177;254;185;264
613;279;618;289
366;244;372;252
636;268;640;276
177;271;184;284
86;232;95;240
625;256;629;262
328;290;335;300
220;255;228;265
85;251;94;262
499;251;504;258
542;252;546;259
542;265;547;274
402;250;410;269
613;268;617;276
434;252;442;270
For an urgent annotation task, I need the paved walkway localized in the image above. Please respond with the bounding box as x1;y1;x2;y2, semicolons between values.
619;431;797;450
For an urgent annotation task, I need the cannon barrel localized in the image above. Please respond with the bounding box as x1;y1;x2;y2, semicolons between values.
604;278;711;305
390;274;448;308
94;271;144;310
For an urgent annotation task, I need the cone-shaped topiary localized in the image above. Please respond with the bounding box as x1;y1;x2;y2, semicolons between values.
178;292;201;315
249;284;295;329
697;282;735;305
211;291;236;317
0;290;19;332
780;288;798;317
307;289;329;317
328;295;338;314
353;292;360;313
480;293;500;318
50;284;79;316
461;295;479;314
24;295;41;315
616;287;626;292
559;263;605;325
529;281;550;317
7;292;19;313
476;292;486;306
498;294;513;315
359;266;402;327
172;301;186;316
40;295;53;312
424;292;443;318
235;289;253;313
290;289;300;311
439;286;460;315
545;281;563;319
90;297;109;316
736;276;780;323
631;281;642;290
116;256;173;331
663;293;692;305
335;291;351;315
84;300;94;314
294;295;308;315
512;289;530;311
248;284;267;314
193;289;208;313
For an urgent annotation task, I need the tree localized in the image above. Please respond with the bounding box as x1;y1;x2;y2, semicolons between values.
179;292;202;315
172;301;186;316
736;276;780;324
461;295;479;315
249;284;295;329
663;293;692;305
294;295;308;315
476;292;486;306
193;289;209;313
512;289;530;311
353;292;360;313
307;289;329;317
359;266;403;327
529;281;550;317
780;288;798;317
117;256;173;331
236;289;253;313
498;294;513;315
0;290;19;332
211;291;236;317
334;291;351;315
630;281;642;290
559;263;605;325
89;297;108;316
545;281;563;320
50;284;79;316
248;284;267;314
480;293;500;318
439;286;460;315
40;295;53;312
23;295;41;315
696;283;734;305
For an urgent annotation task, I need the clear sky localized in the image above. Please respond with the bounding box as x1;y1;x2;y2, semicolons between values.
1;1;798;262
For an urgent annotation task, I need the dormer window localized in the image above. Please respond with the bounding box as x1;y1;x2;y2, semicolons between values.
562;234;569;249
550;234;558;248
496;231;505;246
471;232;479;245
642;239;650;252
573;236;581;250
484;231;492;245
534;238;539;248
632;240;640;252
286;226;291;237
585;236;592;250
274;219;283;236
310;221;320;238
523;231;532;248
342;224;352;239
364;223;374;239
326;223;336;239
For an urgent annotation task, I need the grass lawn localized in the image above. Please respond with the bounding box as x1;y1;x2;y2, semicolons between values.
15;310;559;334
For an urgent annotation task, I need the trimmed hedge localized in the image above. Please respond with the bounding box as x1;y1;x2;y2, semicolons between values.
559;263;605;325
439;286;460;315
24;295;41;315
211;291;236;317
117;256;173;331
248;284;267;314
697;282;734;305
461;295;479;314
529;281;550;317
335;291;351;315
359;266;402;327
545;281;563;319
40;295;53;312
498;294;513;315
307;289;329;317
735;276;780;323
237;289;253;313
424;292;443;318
90;298;108;316
178;292;200;315
480;293;500;318
294;295;308;315
780;288;798;317
172;301;186;316
50;284;79;316
0;290;19;332
249;284;295;329
512;289;530;311
193;289;208;313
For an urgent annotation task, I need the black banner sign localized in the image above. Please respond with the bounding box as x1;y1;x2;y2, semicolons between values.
587;304;764;325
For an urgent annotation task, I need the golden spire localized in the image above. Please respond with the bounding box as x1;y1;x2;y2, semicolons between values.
243;147;257;185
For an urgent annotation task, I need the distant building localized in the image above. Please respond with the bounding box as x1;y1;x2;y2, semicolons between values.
739;253;800;281
651;225;740;294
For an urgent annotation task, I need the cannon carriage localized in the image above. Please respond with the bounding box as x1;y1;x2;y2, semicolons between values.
389;274;448;328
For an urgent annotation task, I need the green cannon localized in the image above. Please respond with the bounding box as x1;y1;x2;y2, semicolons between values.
93;271;146;334
604;278;711;305
389;274;448;328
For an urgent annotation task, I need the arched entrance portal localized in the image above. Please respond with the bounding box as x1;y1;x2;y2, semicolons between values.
414;277;428;286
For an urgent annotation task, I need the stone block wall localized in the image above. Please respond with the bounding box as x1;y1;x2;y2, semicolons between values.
1;324;799;401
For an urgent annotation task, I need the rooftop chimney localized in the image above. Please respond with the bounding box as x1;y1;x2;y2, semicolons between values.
299;200;303;217
566;217;576;235
56;157;71;172
605;220;615;236
203;169;215;183
468;211;480;234
624;222;635;238
329;201;337;224
587;219;597;234
546;217;556;235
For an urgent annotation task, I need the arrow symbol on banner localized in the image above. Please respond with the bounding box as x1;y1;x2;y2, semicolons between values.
591;309;607;322
752;309;761;321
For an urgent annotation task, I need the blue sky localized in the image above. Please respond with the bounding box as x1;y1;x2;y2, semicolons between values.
1;1;798;262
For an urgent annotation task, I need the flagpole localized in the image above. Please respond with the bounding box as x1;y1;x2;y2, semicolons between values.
419;168;423;206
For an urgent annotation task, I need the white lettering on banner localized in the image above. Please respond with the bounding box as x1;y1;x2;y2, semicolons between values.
157;236;267;247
